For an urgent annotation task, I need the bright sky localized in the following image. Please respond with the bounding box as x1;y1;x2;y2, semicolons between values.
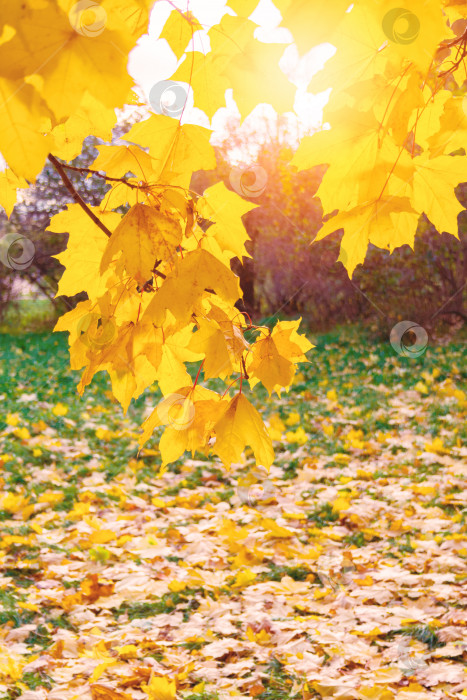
128;0;335;153
0;1;334;173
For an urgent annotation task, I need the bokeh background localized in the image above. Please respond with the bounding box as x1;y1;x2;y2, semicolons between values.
1;123;466;340
1;0;466;342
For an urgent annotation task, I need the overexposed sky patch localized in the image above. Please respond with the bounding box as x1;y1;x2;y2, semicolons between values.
128;0;335;148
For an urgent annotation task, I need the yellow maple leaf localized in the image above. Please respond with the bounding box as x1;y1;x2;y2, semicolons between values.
173;14;294;118
285;411;300;426
159;9;202;59
0;648;23;681
213;393;274;468
100;203;182;285
246;627;272;645
51;92;116;162
332;496;351;514
88;530;116;545
405;154;467;235
89;660;117;683
285;427;308;445
425;437;447;454
233;569;257;587
168;580;187;593
52;402;68;417
51;205;120;300
142;675;176;700
0;78;51;180
143;250;241;328
123;116;216;189
90;144;156;183
14;427;30;441
140;385;224;465
198;182;256;260
188;317;245;380
276;0;349;54
260;518;294;538
414;381;429;394
0;1;138;122
6;413;20;427
267;413;285;441
247;335;295;396
116;644;139;659
90;685;131;700
0;169;27;217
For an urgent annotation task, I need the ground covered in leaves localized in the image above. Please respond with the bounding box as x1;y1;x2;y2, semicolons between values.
0;328;466;700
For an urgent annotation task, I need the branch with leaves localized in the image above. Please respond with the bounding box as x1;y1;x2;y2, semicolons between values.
0;0;466;468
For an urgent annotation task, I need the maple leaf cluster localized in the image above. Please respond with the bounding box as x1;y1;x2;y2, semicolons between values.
1;0;466;466
292;0;467;274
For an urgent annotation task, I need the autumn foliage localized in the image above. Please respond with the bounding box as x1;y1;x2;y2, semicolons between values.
1;0;467;467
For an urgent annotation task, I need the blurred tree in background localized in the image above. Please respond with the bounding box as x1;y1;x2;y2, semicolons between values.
0;137;108;320
0;112;140;323
1;112;466;337
209;114;467;336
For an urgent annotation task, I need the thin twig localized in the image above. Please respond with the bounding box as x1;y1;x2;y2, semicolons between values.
47;154;113;239
59;162;140;189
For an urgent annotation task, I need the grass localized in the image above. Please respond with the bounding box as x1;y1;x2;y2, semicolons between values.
0;323;465;699
0;298;59;334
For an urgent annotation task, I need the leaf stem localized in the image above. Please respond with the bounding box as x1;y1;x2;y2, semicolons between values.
193;359;205;390
221;376;240;398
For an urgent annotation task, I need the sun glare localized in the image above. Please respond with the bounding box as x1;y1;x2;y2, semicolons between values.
129;0;336;144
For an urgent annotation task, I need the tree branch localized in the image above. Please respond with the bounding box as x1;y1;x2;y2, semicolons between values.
59;162;140;189
47;154;112;239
